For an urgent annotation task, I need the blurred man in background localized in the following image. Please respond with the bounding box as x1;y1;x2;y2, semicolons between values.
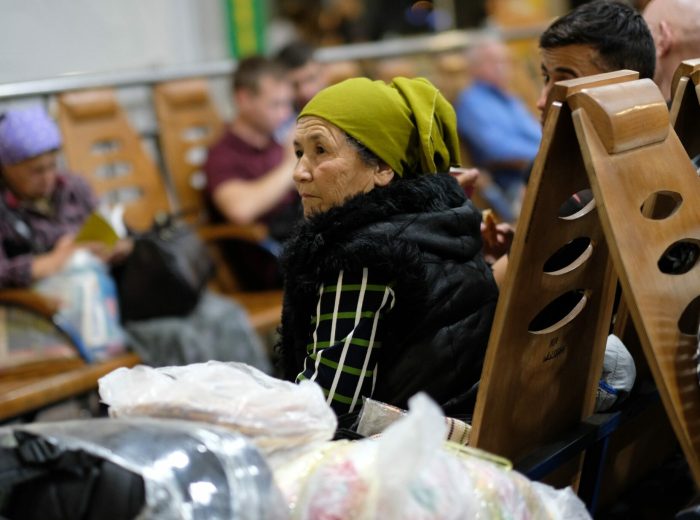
643;0;700;102
455;39;541;221
204;56;300;290
276;41;327;113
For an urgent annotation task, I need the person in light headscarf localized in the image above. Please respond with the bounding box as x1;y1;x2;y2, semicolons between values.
278;77;498;419
0;104;114;287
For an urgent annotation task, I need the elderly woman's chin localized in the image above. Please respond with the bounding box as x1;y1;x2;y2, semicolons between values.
300;196;321;217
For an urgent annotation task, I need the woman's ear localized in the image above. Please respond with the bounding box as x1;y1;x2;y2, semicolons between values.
373;162;394;187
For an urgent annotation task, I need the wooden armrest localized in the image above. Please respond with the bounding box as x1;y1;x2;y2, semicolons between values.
196;222;269;243
0;289;60;318
0;356;86;381
233;290;283;332
0;352;141;422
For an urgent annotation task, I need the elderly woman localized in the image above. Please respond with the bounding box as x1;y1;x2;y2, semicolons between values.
0;105;105;286
279;77;498;418
0;105;270;371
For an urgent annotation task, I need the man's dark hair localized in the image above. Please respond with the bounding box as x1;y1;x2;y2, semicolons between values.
539;0;655;80
232;55;287;93
275;41;316;71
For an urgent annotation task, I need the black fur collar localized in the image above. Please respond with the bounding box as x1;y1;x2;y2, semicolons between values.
281;173;466;271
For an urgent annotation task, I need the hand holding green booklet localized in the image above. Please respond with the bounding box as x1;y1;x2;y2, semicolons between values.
74;211;120;247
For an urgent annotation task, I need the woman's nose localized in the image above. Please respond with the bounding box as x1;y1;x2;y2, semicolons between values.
293;157;311;182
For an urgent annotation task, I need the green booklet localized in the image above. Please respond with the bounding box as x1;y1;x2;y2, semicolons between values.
74;211;120;247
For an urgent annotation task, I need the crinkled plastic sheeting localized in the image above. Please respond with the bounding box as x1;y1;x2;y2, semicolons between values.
0;418;289;519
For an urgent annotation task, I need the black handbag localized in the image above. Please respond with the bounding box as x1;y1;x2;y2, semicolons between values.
115;218;214;322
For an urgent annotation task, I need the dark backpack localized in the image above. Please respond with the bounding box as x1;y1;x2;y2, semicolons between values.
0;432;144;520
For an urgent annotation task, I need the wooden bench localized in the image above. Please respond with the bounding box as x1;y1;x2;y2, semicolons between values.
573;76;700;488
470;70;639;489
670;58;700;161
56;87;282;335
152;78;284;334
0;352;140;423
0;290;142;422
471;72;700;509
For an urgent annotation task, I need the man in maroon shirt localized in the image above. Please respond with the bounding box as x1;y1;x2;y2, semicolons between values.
204;56;300;289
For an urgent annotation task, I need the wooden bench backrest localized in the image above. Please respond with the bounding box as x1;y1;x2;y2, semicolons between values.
57;88;170;231
470;71;638;483
670;58;700;161
572;78;700;486
153;78;223;224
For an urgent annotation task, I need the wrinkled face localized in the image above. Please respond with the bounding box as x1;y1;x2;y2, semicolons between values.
2;150;59;200
238;75;293;136
293;116;393;217
288;61;325;111
536;44;607;124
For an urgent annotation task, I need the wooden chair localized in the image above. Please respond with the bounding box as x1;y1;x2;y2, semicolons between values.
606;59;700;445
152;79;283;333
56;88;170;232
0;351;140;423
152;78;222;223
470;70;639;488
55;87;281;334
571;77;700;487
0;291;140;423
670;58;700;160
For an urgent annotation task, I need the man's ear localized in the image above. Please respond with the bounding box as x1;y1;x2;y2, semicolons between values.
656;20;674;57
373;162;395;187
234;87;253;107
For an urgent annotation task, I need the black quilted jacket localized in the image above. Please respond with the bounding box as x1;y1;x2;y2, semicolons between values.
277;173;498;415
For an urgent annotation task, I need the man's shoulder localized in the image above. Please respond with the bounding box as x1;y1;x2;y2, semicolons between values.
208;128;282;159
204;130;249;177
208;128;244;154
456;81;498;112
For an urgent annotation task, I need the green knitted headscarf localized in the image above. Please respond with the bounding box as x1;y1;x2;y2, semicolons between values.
297;76;461;177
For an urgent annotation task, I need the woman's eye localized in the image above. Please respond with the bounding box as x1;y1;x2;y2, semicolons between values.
542;73;550;84
316;146;325;154
294;149;303;158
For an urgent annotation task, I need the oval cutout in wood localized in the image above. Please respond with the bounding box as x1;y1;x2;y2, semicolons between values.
658;240;700;275
95;161;132;179
182;125;210;142
640;191;682;220
543;237;593;275
528;289;588;334
189;170;207;190
186;145;207;166
105;186;143;206
558;189;595;220
678;295;700;335
91;139;122;155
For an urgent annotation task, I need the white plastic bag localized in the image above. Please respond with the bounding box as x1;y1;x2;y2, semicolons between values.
292;393;592;520
33;249;126;361
99;361;337;465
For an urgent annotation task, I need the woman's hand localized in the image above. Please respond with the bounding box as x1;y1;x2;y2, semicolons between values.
481;211;515;261
31;234;77;280
106;238;134;265
82;238;134;265
449;167;480;198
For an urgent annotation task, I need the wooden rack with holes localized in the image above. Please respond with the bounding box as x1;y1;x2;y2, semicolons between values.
470;69;700;493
